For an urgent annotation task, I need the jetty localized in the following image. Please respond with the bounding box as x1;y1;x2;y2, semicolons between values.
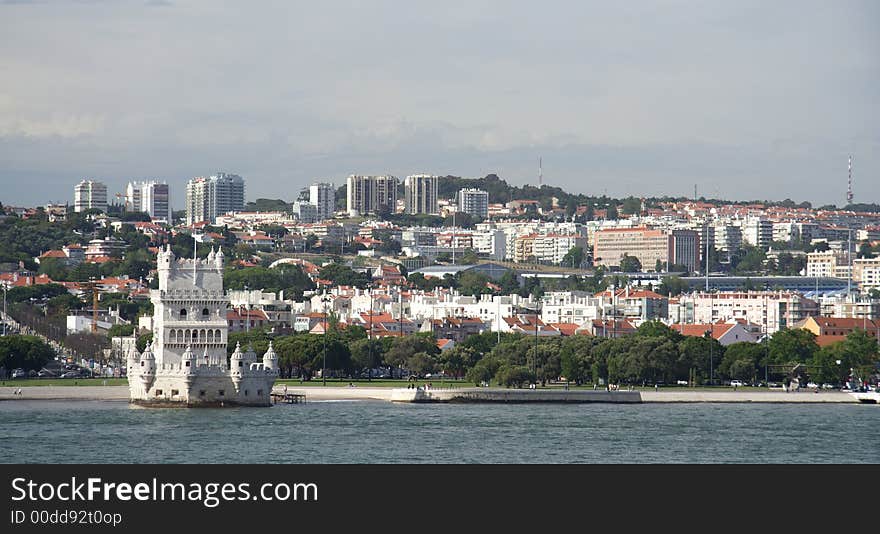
270;389;307;404
389;387;642;403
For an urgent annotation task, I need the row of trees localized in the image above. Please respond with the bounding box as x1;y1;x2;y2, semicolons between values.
0;335;55;373
216;319;879;388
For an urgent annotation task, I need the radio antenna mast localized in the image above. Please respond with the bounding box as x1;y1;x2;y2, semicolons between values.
538;156;542;186
846;155;853;206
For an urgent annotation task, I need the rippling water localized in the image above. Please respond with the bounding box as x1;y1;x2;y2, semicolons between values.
1;400;878;463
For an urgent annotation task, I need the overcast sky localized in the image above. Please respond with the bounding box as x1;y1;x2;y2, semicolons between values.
1;0;877;208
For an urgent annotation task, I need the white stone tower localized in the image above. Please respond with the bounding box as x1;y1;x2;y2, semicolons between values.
127;245;277;406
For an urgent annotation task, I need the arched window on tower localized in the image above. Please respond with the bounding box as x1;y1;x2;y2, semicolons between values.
184;330;191;343
202;308;210;318
169;330;177;343
215;329;221;342
207;330;214;343
180;308;187;319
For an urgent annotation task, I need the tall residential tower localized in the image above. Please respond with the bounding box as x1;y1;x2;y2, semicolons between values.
74;180;108;213
404;174;438;215
346;175;397;217
126;180;172;222
309;182;336;222
185;173;245;225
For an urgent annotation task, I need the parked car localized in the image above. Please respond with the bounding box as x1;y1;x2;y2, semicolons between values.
37;369;57;378
11;368;27;379
59;371;80;379
730;380;745;387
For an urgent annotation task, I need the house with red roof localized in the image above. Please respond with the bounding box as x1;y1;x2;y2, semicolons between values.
585;319;637;338
502;315;561;336
419;316;487;342
227;307;270;332
670;322;761;346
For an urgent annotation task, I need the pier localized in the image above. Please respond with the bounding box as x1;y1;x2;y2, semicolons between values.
270;390;307;404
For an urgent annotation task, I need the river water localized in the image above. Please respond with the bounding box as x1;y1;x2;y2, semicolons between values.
1;400;878;463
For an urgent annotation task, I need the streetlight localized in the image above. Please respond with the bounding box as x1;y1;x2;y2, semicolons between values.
367;283;374;382
2;284;7;336
533;300;541;387
321;292;332;386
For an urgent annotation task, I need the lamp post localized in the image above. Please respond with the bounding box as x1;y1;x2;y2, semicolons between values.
368;284;373;382
533;301;540;387
321;292;331;386
2;285;7;336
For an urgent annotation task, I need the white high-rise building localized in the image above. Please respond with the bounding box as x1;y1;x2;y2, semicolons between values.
309;182;336;222
346;175;398;216
186;173;245;225
404;174;438;215
458;188;489;219
126;181;172;222
74;180;108;213
740;217;773;248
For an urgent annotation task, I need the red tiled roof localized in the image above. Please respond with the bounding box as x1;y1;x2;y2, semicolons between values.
39;250;68;259
227;308;269;321
670;323;735;340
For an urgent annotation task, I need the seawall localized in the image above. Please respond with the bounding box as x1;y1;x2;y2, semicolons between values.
390;387;642;403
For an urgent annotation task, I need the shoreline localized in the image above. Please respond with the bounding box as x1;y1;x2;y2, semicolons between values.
0;385;860;404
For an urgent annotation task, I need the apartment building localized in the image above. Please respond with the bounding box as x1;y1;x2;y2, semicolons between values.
458;188;489;219
675;291;818;334
309;182;336;222
346;175;398;216
185;173;245;225
404;174;438;215
125;181;172;222
74;180;108;213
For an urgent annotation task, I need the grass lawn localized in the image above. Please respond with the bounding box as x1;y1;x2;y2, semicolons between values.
275;378;474;389
0;378;128;387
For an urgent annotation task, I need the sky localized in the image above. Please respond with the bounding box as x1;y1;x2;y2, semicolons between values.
0;0;878;209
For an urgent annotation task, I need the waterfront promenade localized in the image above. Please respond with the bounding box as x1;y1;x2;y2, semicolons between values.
0;385;859;403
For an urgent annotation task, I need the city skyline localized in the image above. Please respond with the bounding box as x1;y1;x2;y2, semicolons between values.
0;1;877;207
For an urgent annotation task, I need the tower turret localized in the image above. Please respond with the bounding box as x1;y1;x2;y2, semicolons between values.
180;345;196;388
262;341;278;373
229;341;244;392
214;247;225;270
125;341;141;377
139;342;156;391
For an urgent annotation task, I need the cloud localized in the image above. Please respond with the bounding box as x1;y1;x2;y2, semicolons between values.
0;0;877;208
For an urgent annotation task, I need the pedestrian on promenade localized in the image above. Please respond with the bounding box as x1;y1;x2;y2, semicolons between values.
654;384;658;392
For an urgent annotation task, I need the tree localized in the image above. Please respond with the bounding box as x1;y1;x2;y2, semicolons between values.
384;334;439;372
456;271;492;297
561;246;585;268
349;338;384;374
108;324;135;338
136;333;153;353
717;342;764;382
657;276;689;297
619;254;642;273
733;246;766;274
459;249;479;265
605;205;618;220
621;197;641;215
0;335;55;372
768;328;818;366
495;364;535;388
317;264;370;288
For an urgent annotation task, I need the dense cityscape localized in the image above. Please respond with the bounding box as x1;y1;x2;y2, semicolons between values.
1;170;878;390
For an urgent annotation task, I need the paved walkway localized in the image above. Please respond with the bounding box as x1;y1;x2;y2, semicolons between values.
0;386;858;403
